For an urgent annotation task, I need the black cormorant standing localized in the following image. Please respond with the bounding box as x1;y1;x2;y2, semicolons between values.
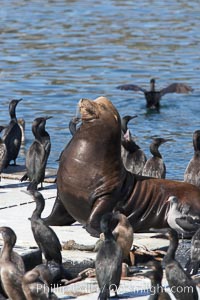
0;226;26;300
112;211;134;264
184;130;200;188
95;212;123;300
121;115;147;175
142;138;171;178
153;228;198;300
121;129;147;175
2;98;22;166
117;78;193;110
27;190;62;267
21;116;51;190
143;260;171;300
185;226;200;276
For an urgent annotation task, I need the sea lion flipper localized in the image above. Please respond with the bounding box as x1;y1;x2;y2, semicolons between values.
85;197;115;237
43;193;75;226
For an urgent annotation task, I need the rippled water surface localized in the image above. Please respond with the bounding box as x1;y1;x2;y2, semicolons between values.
1;0;200;180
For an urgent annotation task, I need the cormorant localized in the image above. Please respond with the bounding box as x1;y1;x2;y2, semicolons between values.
117;78;193;110
143;260;171;300
121;115;147;175
26;190;62;267
185;226;200;276
0;226;26;300
2;98;22;166
99;211;134;265
20;116;52;190
0;126;7;181
112;211;134;264
22;264;58;299
95;212;123;300
142;138;171;178
0;226;25;274
184;130;200;188
69;117;81;136
121;129;147;174
152;228;198;300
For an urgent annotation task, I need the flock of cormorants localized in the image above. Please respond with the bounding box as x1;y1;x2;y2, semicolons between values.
0;83;200;300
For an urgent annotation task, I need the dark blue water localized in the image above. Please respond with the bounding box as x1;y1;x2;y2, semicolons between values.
0;0;200;180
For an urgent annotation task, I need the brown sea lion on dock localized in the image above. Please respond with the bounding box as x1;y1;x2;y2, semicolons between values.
44;96;200;237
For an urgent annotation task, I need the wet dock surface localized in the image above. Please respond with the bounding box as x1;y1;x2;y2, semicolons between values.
0;166;199;299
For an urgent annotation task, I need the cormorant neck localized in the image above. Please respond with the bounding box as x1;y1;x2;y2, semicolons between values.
9;105;17;121
164;236;178;262
104;230;115;241
32;201;45;218
39;127;48;137
1;241;13;261
33;126;48;143
150;143;162;158
150;80;155;92
193;134;200;152
194;150;200;158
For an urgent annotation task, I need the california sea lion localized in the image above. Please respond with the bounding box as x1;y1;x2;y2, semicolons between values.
45;96;200;237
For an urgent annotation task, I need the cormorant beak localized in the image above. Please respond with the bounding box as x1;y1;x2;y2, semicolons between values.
129;115;138;120
164;138;174;143
45;116;53;120
13;98;23;103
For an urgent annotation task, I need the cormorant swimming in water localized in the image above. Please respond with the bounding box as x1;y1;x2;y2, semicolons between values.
95;212;123;300
184;130;200;189
0;226;26;300
0;126;7;182
20;116;52;190
117;78;193;110
2;98;22;167
142;260;171;300
121;115;147;175
152;228;198;300
142;137;171;178
27;190;62;267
